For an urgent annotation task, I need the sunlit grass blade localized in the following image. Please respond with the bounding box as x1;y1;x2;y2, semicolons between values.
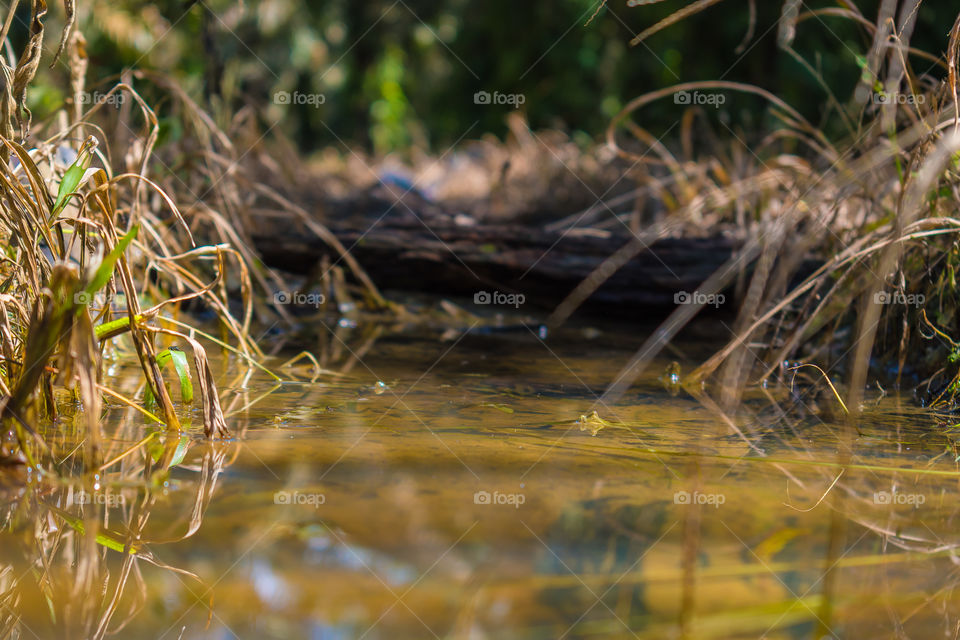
152;347;193;403
51;137;96;217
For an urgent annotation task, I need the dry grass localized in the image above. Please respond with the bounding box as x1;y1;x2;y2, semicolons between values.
0;0;401;482
0;0;286;470
550;1;960;413
0;5;289;634
284;111;631;225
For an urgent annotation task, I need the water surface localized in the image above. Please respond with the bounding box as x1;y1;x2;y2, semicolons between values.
2;321;956;639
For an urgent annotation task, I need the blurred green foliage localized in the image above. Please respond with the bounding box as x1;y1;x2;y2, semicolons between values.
21;1;960;153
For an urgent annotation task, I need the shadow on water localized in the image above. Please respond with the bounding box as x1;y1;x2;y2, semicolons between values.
2;319;959;639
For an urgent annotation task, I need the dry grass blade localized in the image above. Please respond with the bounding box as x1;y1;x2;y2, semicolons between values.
11;0;48;137
5;266;77;426
189;343;230;439
629;0;726;47
787;364;849;416
734;0;757;54
948;12;960;130
852;0;899;107
777;0;801;48
50;0;76;66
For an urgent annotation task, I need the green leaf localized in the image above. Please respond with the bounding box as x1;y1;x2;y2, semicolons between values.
81;225;139;300
155;347;193;403
52;145;94;217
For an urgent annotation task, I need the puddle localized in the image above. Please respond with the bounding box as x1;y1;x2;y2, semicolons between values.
1;322;956;639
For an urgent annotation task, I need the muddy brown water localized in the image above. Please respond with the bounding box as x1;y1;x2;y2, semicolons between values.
2;321;958;639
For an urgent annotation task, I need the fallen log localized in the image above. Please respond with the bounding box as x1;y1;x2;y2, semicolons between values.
252;201;742;312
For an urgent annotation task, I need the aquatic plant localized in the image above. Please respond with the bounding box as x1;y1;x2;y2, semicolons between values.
0;0;268;471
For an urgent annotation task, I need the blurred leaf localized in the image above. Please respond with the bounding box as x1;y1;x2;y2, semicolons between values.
48;504;140;554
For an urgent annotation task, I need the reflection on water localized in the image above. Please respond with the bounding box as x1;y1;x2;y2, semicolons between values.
1;321;958;639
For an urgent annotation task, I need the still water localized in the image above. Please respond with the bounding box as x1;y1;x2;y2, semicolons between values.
2;320;957;639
